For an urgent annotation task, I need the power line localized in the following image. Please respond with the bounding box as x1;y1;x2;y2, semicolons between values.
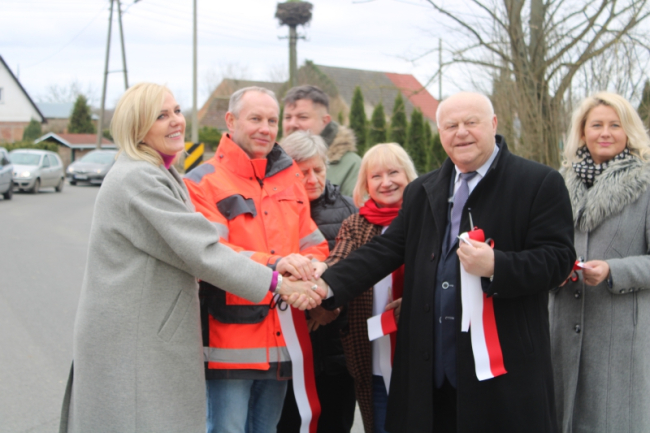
24;5;107;69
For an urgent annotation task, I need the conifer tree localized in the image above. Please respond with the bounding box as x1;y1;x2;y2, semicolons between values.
389;92;407;147
22;118;42;142
407;109;427;174
68;95;96;134
429;126;447;170
349;86;367;155
638;80;650;130
368;103;387;147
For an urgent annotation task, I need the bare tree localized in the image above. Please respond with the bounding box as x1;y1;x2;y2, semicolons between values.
267;62;289;83
424;0;650;167
38;79;99;106
201;62;252;101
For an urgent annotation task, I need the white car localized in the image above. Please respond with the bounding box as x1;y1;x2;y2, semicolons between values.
0;147;13;200
10;149;65;194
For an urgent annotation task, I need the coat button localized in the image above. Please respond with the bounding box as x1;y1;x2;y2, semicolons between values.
276;331;281;336
271;250;275;254
424;303;430;312
264;211;268;215
620;289;626;294
574;290;582;299
430;253;435;261
574;324;581;333
442;281;450;289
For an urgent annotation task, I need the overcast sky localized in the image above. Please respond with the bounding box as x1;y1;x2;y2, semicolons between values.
2;0;475;110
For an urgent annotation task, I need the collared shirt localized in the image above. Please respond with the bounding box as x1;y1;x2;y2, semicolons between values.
452;143;499;196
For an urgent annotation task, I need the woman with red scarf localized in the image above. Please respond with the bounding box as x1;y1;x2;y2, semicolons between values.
322;143;417;433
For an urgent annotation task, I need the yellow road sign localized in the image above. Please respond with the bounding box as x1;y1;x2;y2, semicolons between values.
185;142;204;172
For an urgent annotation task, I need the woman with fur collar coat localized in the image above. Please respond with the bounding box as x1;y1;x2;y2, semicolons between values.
550;92;650;433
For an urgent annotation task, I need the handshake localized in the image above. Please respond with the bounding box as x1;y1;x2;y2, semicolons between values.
273;253;330;311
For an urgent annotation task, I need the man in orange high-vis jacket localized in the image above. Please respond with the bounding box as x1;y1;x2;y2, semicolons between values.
184;86;328;433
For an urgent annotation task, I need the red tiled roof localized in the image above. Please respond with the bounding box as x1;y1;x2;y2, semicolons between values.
384;73;439;123
57;133;113;145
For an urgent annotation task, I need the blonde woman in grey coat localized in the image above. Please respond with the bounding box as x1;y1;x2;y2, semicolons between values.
550;92;650;433
59;83;324;433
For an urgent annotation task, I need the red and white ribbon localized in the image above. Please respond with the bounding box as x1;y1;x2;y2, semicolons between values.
277;305;321;433
459;231;507;381
367;310;398;393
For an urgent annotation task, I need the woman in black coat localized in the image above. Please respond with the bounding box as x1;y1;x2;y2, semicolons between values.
278;130;357;433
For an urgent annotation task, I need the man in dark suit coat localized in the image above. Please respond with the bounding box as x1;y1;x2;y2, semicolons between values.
316;92;575;432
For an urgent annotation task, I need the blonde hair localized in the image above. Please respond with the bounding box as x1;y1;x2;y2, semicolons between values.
353;142;418;207
111;82;173;166
279;130;329;164
563;91;650;166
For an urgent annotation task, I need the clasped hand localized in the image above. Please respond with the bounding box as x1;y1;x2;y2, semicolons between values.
275;253;329;311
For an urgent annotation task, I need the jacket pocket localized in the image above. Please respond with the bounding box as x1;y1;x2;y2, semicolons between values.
158;289;193;342
200;281;269;324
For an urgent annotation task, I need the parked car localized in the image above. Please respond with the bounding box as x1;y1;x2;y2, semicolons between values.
0;147;13;200
10;149;65;194
67;149;118;185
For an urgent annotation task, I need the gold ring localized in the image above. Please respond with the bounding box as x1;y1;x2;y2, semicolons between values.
311;284;319;291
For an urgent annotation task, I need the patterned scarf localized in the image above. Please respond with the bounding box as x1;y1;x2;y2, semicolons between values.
572;146;630;187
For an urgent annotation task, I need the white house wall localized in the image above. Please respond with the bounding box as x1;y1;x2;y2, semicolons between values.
0;62;42;122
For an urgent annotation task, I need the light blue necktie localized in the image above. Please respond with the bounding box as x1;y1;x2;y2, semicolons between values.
449;171;478;247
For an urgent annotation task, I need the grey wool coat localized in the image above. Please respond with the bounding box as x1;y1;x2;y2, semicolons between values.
60;153;273;433
550;156;650;433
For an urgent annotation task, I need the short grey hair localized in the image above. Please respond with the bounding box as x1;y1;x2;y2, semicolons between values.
436;92;494;124
280;130;329;164
283;85;330;111
229;86;279;117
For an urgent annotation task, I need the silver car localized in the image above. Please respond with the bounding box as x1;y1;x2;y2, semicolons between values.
67;149;118;185
0;147;13;200
10;149;65;194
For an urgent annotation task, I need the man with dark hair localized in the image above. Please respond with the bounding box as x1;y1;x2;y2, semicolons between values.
283;85;361;196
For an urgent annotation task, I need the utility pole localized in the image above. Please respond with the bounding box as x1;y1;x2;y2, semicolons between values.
117;0;129;89
97;0;115;148
275;2;312;88
191;0;198;144
289;26;297;87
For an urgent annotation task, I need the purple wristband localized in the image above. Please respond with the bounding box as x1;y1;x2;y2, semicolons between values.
269;271;279;293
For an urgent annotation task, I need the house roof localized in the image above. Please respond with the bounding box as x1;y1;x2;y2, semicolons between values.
385;72;439;123
0;55;46;123
35;132;115;149
314;64;438;122
37;102;74;119
197;65;439;130
198;79;285;130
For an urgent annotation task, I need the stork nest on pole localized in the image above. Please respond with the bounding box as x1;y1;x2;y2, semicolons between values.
275;1;313;27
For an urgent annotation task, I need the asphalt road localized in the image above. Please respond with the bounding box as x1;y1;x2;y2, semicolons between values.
0;182;364;433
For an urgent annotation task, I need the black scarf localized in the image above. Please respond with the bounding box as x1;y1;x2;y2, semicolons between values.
572;146;631;187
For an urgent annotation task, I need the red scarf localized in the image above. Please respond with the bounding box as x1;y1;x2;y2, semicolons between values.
359;199;405;300
359;198;400;227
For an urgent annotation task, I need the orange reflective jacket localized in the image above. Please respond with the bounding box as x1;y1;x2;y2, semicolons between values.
184;134;328;379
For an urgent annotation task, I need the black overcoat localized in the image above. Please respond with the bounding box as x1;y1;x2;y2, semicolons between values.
322;136;575;432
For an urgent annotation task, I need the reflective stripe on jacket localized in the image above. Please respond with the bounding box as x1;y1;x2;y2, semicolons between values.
185;134;328;378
